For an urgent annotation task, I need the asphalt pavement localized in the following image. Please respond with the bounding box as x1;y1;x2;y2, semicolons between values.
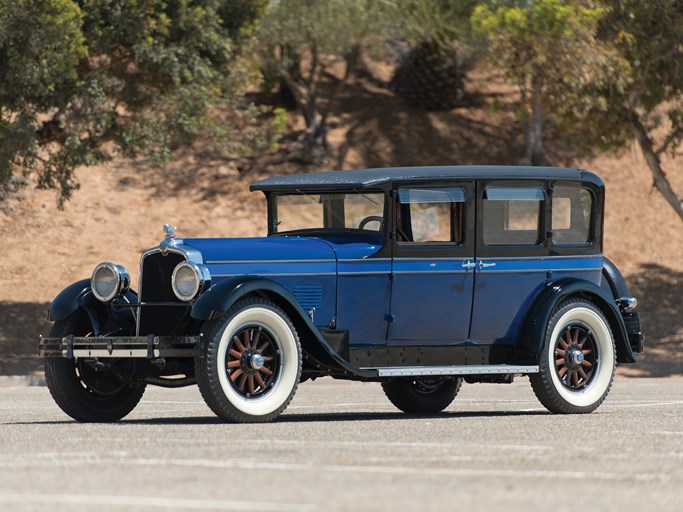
1;376;682;511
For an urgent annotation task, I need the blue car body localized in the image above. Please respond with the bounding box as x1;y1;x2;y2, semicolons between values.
40;166;643;421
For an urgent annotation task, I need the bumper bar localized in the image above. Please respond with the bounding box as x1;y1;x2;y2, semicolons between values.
38;335;201;359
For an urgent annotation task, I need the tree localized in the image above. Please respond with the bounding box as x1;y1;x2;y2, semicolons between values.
257;0;396;161
591;0;683;221
390;0;480;111
471;0;618;166
0;0;263;206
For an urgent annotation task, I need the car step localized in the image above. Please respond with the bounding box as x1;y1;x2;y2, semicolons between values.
368;365;540;378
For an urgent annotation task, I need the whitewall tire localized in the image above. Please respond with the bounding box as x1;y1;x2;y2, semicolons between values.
195;298;301;423
530;298;616;414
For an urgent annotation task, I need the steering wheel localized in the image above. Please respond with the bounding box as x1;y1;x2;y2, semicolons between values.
358;215;384;231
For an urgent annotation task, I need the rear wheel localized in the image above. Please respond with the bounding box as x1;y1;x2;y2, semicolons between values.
195;298;302;423
382;377;462;413
45;311;146;422
530;298;616;414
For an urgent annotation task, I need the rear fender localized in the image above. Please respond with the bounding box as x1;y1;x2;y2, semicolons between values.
515;277;635;364
601;257;631;298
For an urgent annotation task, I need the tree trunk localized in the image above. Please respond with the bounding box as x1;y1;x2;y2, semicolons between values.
630;112;683;221
521;75;551;166
298;103;329;161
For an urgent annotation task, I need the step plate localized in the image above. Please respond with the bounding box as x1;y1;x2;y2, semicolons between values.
369;365;540;378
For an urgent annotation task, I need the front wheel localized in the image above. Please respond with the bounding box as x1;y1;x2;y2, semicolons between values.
530;298;616;414
382;377;462;414
195;298;302;423
45;311;146;422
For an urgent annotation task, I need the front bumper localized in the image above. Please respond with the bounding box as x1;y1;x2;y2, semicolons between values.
38;335;200;359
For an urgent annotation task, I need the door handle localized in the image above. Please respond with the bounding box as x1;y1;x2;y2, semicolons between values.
462;261;476;269
479;261;496;269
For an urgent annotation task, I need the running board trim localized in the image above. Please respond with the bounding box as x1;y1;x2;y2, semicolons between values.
367;365;540;378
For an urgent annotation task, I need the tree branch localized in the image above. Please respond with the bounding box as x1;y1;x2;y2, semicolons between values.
630;111;683;221
319;46;360;129
655;125;682;156
274;46;311;123
628;46;680;111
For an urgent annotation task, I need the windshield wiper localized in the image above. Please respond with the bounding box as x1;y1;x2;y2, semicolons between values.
352;189;381;206
295;189;321;204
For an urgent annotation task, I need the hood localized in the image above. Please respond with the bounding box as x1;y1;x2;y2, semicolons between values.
309;233;384;260
183;236;336;263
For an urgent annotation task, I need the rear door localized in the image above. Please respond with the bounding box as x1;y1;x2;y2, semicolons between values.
388;183;475;344
469;181;550;344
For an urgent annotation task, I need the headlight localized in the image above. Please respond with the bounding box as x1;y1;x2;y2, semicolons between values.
172;262;205;301
91;262;130;302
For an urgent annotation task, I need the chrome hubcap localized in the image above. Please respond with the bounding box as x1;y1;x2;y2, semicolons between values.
250;353;265;370
567;347;585;368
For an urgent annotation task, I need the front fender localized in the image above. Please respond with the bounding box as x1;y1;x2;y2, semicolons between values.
515;277;635;364
191;277;302;321
191;277;378;378
48;279;137;336
48;279;94;323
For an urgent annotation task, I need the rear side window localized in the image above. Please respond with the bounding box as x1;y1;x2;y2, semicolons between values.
397;187;465;243
483;187;544;245
552;187;593;245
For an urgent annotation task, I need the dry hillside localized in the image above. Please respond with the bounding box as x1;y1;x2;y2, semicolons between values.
1;65;681;377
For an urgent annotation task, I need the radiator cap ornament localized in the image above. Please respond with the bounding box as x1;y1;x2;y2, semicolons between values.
163;224;177;240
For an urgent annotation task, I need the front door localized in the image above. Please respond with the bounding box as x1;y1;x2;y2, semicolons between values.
388;184;475;344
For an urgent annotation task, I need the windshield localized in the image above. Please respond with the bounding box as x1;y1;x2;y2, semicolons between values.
272;192;385;233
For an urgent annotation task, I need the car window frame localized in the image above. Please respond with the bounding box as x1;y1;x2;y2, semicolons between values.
549;180;602;256
476;180;550;258
266;189;388;235
392;181;475;259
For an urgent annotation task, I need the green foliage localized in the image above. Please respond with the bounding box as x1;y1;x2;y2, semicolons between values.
0;0;86;110
0;0;87;199
471;0;620;117
592;0;683;152
270;107;289;150
0;0;264;206
257;0;399;157
398;0;479;49
259;0;392;62
389;1;479;111
472;0;683;218
471;0;626;164
590;0;683;220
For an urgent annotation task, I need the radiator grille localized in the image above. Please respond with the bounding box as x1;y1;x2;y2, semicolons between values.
138;251;190;335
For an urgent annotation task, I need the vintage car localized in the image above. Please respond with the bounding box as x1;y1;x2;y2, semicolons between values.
39;166;643;422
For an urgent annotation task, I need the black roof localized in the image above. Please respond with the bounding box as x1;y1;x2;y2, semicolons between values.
250;166;599;192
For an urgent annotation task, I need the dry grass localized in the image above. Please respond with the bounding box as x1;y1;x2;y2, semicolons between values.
1;61;681;377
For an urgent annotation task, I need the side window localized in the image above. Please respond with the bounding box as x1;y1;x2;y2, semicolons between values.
552;187;593;245
483;187;544;245
397;187;465;244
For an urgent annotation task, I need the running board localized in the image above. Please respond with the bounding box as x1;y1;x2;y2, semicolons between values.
367;365;540;378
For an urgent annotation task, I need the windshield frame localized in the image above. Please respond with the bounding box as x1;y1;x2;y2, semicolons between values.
267;189;388;236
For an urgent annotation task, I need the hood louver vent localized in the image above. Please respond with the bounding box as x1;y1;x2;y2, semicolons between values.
292;285;323;311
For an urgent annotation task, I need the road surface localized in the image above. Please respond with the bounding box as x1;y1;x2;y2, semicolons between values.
0;377;681;511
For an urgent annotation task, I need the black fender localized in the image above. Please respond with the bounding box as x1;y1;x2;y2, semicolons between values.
192;277;378;378
600;256;631;298
48;279;137;336
515;277;635;365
